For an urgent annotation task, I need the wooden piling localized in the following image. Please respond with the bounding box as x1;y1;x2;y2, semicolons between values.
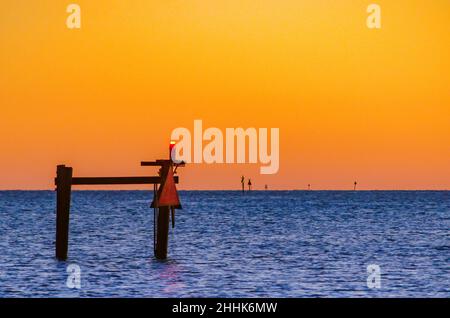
155;206;170;259
55;165;73;261
154;163;171;260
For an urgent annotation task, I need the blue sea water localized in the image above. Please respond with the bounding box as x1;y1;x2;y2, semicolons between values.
0;190;448;298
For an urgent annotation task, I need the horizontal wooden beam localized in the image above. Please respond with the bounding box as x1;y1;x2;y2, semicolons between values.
141;160;171;166
55;176;179;186
140;162;164;167
141;160;186;167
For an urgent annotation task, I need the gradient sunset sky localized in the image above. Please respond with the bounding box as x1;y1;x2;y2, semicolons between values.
1;0;449;190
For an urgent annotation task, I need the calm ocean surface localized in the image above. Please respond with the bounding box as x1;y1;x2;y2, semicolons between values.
0;191;448;298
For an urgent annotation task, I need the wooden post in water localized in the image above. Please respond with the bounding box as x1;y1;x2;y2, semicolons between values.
143;142;184;260
155;161;171;260
155;206;171;259
55;165;73;261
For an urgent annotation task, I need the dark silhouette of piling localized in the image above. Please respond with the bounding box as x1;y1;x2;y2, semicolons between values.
241;176;245;193
154;163;171;259
248;178;252;191
143;143;184;260
354;181;357;190
55;165;73;261
155;206;170;259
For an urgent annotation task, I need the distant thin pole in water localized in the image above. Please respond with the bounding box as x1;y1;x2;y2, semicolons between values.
248;178;252;191
241;176;245;193
308;184;311;190
354;181;357;191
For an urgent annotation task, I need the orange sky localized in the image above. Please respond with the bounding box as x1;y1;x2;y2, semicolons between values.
0;0;449;190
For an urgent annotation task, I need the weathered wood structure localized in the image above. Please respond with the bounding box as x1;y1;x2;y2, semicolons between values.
55;150;183;261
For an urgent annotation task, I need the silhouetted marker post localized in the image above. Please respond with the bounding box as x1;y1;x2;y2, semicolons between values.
354;181;358;191
156;206;170;259
142;142;184;260
55;165;73;261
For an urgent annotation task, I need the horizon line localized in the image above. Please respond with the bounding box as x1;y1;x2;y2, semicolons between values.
0;189;448;191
